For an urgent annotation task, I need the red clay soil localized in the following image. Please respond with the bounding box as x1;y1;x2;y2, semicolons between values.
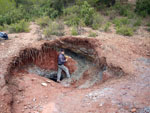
0;23;150;113
33;49;77;74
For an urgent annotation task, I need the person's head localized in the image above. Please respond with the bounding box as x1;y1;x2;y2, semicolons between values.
60;49;65;54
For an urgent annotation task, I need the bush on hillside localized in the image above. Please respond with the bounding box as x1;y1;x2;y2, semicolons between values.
133;17;142;27
112;2;137;19
8;20;29;33
64;1;98;27
80;1;95;26
116;25;134;36
104;22;111;32
43;21;64;37
135;0;150;17
0;7;25;25
88;31;97;37
0;26;4;31
92;14;103;30
36;16;52;28
71;27;79;36
113;17;130;28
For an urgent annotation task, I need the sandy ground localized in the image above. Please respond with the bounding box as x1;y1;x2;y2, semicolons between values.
0;22;150;113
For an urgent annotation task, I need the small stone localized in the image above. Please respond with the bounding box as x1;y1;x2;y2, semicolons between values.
99;103;104;107
24;106;28;109
131;108;136;112
41;83;47;87
46;80;51;83
31;78;37;81
33;98;36;102
17;100;20;104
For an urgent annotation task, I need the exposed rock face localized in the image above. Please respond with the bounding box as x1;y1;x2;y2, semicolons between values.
102;70;113;82
33;49;77;74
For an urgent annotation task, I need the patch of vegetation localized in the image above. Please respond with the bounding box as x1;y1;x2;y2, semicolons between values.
113;17;137;36
8;20;29;33
64;1;103;30
113;17;130;28
0;0;148;36
147;23;150;27
135;0;150;17
88;31;97;37
133;17;142;27
71;27;79;36
104;22;111;32
92;14;103;30
43;21;64;37
116;25;134;36
0;26;4;31
113;2;135;18
36;16;52;28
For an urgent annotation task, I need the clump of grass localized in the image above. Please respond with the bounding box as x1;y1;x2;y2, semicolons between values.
113;2;135;18
133;18;142;27
43;21;64;37
92;14;103;30
0;26;4;31
116;25;134;36
104;22;111;32
146;23;150;27
113;17;130;28
36;16;52;28
88;31;97;37
107;10;117;20
71;26;79;36
8;20;29;33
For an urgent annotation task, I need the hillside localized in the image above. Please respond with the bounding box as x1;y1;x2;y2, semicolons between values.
0;0;150;113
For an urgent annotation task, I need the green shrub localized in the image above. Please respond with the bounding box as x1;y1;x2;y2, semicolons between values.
113;17;130;28
88;31;97;37
64;1;97;27
107;9;117;20
113;2;134;17
36;16;52;28
92;14;103;30
80;1;95;26
64;13;81;27
0;26;4;31
133;18;142;27
104;22;111;32
8;20;29;33
147;23;150;27
135;0;150;17
71;27;79;36
43;21;64;37
0;7;25;25
116;26;134;36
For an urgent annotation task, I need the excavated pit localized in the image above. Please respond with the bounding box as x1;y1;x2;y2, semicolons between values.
2;37;129;113
6;37;126;88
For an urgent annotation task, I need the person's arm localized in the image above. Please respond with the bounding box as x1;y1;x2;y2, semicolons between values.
59;55;66;63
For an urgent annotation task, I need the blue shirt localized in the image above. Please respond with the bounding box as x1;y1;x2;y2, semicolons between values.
58;53;66;65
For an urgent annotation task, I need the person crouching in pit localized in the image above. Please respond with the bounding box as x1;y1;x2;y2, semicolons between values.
57;49;71;83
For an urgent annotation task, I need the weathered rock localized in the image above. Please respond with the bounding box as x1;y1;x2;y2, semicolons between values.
41;83;47;87
102;70;113;82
